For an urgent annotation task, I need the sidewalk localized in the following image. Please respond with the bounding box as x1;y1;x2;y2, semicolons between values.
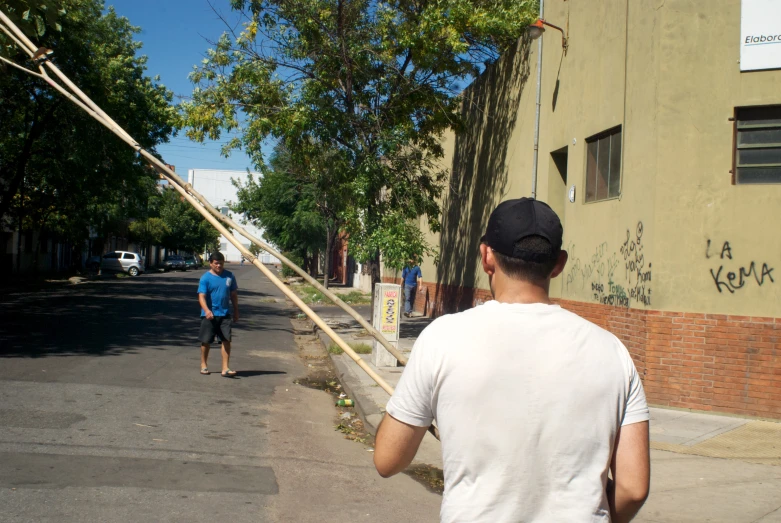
313;309;781;523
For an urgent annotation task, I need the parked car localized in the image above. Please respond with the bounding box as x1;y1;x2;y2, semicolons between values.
184;255;201;270
162;255;187;272
100;251;145;277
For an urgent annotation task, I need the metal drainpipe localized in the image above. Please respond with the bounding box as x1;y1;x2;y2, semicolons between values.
531;0;544;199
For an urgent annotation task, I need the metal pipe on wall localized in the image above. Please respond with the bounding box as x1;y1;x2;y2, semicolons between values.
530;0;544;200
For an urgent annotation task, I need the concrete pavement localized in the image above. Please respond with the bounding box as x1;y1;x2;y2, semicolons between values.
314;308;781;523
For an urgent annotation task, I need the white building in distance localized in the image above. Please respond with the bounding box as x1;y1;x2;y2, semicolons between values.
187;169;280;265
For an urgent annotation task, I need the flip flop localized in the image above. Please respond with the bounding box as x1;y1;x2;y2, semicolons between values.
200;368;210;375
221;369;237;378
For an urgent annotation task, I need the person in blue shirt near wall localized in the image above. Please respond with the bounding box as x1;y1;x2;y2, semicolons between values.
401;257;423;318
197;252;239;377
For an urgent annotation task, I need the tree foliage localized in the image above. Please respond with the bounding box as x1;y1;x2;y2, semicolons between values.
231;145;326;268
157;187;220;253
129;216;168;248
0;0;176;248
0;0;63;52
181;0;536;269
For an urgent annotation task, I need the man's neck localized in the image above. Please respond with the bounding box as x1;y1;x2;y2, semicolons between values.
491;273;552;305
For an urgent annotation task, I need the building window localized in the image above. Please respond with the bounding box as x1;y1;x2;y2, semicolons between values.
221;206;230;215
734;106;781;184
585;126;622;202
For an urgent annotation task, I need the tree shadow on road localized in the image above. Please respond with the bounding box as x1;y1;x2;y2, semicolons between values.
233;370;287;378
0;275;294;359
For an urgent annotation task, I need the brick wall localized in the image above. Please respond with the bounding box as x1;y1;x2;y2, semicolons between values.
384;277;781;420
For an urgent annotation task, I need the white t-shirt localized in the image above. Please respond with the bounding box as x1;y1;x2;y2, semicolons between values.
386;301;649;523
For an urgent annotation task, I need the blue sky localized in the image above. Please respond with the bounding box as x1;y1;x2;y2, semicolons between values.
107;0;259;176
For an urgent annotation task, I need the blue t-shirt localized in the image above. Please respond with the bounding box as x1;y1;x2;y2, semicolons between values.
198;270;238;317
402;265;422;286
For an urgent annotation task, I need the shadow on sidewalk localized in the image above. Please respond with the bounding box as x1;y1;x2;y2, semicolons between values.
400;317;435;339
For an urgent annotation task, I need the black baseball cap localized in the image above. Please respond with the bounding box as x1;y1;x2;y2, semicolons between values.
480;198;563;262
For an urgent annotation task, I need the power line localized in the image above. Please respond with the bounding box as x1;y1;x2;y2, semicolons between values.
161;152;252;166
159;143;237;151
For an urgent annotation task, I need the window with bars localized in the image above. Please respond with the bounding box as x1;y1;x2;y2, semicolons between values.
585;126;622;202
734;106;781;184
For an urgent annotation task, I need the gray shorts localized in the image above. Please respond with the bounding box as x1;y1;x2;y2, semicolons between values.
198;315;232;344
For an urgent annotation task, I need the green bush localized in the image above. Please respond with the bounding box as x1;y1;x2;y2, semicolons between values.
280;251;303;278
352;343;372;354
328;342;373;355
340;291;371;305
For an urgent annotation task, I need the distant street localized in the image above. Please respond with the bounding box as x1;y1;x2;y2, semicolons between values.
0;266;440;522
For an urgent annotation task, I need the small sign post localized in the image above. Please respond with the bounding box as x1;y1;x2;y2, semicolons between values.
372;283;402;367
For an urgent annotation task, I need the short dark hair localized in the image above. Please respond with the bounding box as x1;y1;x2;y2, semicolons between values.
209;252;225;263
491;235;559;283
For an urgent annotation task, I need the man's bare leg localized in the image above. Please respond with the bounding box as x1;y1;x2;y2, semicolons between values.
200;343;211;374
221;341;236;376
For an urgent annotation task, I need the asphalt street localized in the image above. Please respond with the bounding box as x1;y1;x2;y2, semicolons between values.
0;266;440;522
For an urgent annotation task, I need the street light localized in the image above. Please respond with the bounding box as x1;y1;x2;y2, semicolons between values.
527;19;568;55
527;12;569;200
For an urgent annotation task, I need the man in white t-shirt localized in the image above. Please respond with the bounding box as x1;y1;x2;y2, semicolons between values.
374;198;650;523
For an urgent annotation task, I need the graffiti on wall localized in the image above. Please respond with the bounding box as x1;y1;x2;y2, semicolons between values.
706;240;775;294
564;221;652;308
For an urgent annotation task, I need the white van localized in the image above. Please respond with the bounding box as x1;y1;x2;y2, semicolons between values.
100;251;145;276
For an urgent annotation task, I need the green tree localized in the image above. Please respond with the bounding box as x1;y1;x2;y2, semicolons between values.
181;0;536;281
0;0;63;54
232;145;326;276
234;141;349;287
0;0;176;254
129;216;168;264
157;186;220;254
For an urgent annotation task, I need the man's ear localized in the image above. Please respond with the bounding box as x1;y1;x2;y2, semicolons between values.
480;244;495;276
549;250;569;279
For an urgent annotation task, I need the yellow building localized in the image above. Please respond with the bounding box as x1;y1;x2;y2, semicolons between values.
392;0;781;420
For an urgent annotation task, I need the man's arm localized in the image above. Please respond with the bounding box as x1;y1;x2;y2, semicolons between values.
374;413;428;478
608;421;650;523
198;293;214;320
231;290;239;323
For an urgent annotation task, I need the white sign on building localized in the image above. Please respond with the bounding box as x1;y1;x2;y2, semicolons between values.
741;0;781;71
187;169;281;265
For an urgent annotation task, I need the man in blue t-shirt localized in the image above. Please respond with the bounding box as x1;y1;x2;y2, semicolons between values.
401;258;422;317
197;252;239;377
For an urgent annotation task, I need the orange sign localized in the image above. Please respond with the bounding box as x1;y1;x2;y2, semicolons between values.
380;290;399;334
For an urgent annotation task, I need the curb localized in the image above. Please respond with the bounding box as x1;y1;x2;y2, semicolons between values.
315;327;386;434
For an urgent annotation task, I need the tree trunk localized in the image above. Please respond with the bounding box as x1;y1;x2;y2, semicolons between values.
15;217;22;275
33;231;41;275
323;225;332;290
0;102;61;221
368;250;381;319
312;249;320;278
